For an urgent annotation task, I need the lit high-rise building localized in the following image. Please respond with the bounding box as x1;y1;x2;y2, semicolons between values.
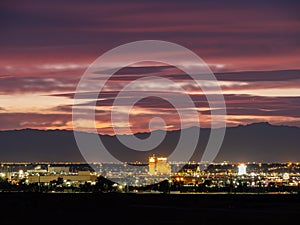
238;163;247;175
148;155;171;175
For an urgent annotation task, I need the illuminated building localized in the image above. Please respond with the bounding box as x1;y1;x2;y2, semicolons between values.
18;170;24;179
27;165;47;173
148;155;171;175
283;173;289;180
48;166;70;174
238;163;247;175
27;171;97;184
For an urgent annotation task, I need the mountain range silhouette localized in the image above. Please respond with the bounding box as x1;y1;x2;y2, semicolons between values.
0;122;299;163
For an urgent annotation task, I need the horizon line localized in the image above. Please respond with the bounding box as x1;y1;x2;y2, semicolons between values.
0;121;299;136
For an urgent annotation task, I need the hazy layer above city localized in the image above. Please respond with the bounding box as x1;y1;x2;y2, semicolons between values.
0;122;299;163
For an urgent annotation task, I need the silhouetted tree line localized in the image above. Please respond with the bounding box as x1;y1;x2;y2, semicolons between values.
1;176;300;194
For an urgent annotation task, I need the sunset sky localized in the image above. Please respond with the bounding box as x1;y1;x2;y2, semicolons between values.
0;0;300;134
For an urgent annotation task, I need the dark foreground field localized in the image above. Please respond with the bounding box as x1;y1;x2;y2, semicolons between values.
0;192;299;225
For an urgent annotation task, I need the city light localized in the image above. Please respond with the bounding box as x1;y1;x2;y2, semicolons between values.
0;161;300;194
238;163;247;175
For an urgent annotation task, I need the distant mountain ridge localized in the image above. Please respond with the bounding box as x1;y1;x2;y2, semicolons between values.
0;122;299;163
